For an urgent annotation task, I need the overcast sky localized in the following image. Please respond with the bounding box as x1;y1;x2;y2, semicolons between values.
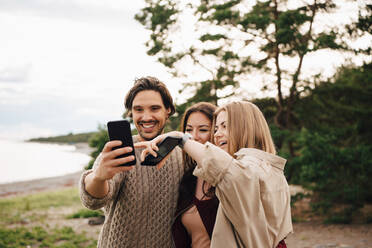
0;0;369;141
0;0;184;140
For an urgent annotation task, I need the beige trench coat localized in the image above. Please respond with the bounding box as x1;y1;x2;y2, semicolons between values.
193;143;293;248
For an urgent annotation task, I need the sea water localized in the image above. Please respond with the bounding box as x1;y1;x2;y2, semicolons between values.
0;140;91;184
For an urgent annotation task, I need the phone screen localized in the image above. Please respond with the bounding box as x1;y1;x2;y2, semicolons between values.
107;120;136;166
157;140;174;157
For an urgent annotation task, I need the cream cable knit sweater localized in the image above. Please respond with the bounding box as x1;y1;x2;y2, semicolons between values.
79;136;184;248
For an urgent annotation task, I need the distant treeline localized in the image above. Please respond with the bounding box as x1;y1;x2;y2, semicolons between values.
29;132;97;144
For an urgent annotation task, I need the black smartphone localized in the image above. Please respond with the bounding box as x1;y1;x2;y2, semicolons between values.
107;120;136;166
141;136;181;166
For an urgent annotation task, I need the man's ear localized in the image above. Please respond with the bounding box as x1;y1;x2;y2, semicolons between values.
166;108;171;118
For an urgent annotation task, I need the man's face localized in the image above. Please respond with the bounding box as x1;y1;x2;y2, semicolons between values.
131;90;171;141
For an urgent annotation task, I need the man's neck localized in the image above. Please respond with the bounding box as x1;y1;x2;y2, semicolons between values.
134;134;159;142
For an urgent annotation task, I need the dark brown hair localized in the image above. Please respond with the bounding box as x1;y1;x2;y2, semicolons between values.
180;102;217;171
177;102;217;207
124;76;176;117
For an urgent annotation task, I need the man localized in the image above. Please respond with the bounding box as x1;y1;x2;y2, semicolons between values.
79;76;184;247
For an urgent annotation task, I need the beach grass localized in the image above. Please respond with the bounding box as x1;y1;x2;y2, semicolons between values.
67;208;103;219
0;225;97;248
0;187;99;247
0;187;81;224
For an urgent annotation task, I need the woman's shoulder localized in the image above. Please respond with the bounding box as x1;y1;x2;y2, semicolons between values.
235;148;286;171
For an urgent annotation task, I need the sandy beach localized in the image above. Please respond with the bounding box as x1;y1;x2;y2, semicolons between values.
0;171;83;197
0;142;93;197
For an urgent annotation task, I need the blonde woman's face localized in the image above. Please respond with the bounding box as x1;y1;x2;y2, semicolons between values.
185;112;212;144
214;110;228;152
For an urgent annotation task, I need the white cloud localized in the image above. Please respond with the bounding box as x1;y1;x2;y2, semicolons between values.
0;0;145;26
0;64;31;83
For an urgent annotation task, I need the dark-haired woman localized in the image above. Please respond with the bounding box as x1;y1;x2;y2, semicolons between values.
172;102;218;248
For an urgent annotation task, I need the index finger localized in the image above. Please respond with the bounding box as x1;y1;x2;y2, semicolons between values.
103;140;122;152
134;141;147;149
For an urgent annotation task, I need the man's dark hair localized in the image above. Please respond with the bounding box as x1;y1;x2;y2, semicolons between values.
124;76;176;118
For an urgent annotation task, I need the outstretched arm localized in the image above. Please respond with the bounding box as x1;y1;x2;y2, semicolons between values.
134;131;206;170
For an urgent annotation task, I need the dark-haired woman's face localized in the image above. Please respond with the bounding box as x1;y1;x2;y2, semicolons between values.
185;112;212;144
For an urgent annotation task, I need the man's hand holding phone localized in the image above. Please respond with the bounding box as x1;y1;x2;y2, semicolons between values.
92;141;136;181
93;119;137;179
84;120;136;198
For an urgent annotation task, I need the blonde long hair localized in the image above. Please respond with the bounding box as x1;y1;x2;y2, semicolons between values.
213;101;276;155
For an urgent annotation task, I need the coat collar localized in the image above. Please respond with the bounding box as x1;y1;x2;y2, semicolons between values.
234;148;286;171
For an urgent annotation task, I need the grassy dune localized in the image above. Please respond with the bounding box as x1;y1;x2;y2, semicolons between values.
0;187;101;247
28;132;96;144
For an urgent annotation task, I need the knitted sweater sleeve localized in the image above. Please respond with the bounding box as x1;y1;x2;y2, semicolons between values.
79;154;121;210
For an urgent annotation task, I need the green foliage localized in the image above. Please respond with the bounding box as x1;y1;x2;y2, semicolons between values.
297;129;372;206
290;192;308;208
86;125;109;170
296;63;372;139
212;8;239;24
357;4;372;33
239;1;271;30
0;226;96;248
199;34;226;42
288;63;372;219
346;4;372;54
323;209;354;224
134;0;179;58
29;132;96;143
67;209;103;219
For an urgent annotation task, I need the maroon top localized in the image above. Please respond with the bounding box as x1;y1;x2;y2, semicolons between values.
277;240;287;248
172;196;219;248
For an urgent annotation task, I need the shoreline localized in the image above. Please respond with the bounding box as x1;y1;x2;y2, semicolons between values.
0;171;83;197
26;141;94;156
0;142;94;198
72;142;95;156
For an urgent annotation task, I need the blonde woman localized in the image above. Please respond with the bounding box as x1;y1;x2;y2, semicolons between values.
135;101;292;247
